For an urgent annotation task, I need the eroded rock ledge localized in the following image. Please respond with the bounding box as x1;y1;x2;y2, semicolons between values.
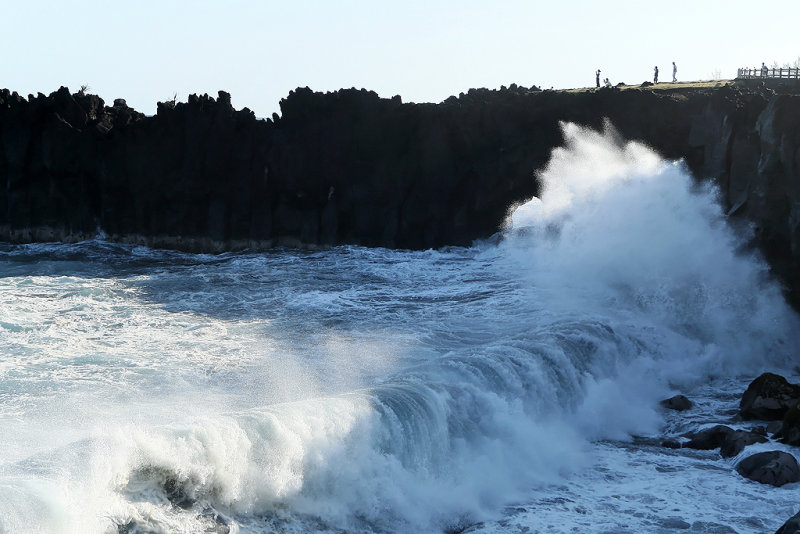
1;84;799;303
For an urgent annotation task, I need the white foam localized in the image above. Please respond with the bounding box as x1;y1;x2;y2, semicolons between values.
504;121;797;376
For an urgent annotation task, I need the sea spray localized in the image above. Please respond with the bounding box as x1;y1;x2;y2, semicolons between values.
504;121;796;378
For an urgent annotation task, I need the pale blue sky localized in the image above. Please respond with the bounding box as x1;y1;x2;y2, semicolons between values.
2;1;798;116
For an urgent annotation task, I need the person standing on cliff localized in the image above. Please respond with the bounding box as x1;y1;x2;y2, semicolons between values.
654;66;659;83
672;62;677;82
761;62;768;77
596;69;601;88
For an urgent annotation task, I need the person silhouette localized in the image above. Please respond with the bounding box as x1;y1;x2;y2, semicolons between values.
654;66;659;83
672;62;677;82
596;69;601;88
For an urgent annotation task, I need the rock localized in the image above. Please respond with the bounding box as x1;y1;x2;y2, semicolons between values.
719;430;768;458
736;451;800;486
682;425;767;457
660;517;691;529
780;400;800;445
740;373;800;420
689;522;737;533
661;394;693;411
768;421;784;436
683;425;734;450
776;510;800;534
662;439;682;449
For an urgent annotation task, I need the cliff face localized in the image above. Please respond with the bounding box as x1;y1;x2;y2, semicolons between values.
0;84;799;303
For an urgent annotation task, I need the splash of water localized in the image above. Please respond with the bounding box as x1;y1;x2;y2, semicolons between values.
504;121;796;378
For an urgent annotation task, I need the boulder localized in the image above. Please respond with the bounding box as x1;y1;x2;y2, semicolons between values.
740;373;800;420
768;421;784;436
736;451;800;486
719;430;768;458
683;425;734;450
683;425;767;457
780;400;800;445
661;394;693;411
776;510;800;534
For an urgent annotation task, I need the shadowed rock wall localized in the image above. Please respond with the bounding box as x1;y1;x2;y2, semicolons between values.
1;83;799;304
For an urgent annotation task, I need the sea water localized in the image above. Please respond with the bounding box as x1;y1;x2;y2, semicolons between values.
0;123;798;533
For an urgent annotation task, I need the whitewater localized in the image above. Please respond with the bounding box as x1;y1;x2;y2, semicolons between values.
1;123;799;533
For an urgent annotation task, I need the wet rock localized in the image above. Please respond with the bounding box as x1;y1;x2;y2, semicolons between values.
660;517;691;529
736;450;800;486
768;421;784;436
661;394;693;411
719;430;768;458
780;400;800;445
776;510;800;534
683;425;734;450
740;373;800;420
689;522;737;533
662;439;682;449
682;425;767;457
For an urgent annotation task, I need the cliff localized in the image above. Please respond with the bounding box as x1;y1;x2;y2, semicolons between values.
1;83;799;305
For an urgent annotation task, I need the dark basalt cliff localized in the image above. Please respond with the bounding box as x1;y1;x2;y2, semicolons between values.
1;84;799;304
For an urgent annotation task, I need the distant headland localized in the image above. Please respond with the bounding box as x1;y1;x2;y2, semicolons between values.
1;81;799;306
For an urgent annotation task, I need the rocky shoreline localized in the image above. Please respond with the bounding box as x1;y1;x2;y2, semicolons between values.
661;373;800;532
2;84;800;308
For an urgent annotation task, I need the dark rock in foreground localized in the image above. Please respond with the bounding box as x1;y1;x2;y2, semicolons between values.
736;450;800;486
780;401;800;445
682;425;767;457
720;430;769;458
684;425;734;450
740;373;800;421
661;394;693;411
776;510;800;534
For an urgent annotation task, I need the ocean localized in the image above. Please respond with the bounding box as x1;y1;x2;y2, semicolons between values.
1;123;798;533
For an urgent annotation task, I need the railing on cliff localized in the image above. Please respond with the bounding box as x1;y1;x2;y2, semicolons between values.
737;67;800;79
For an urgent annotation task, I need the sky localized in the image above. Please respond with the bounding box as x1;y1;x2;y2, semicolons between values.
2;0;799;117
